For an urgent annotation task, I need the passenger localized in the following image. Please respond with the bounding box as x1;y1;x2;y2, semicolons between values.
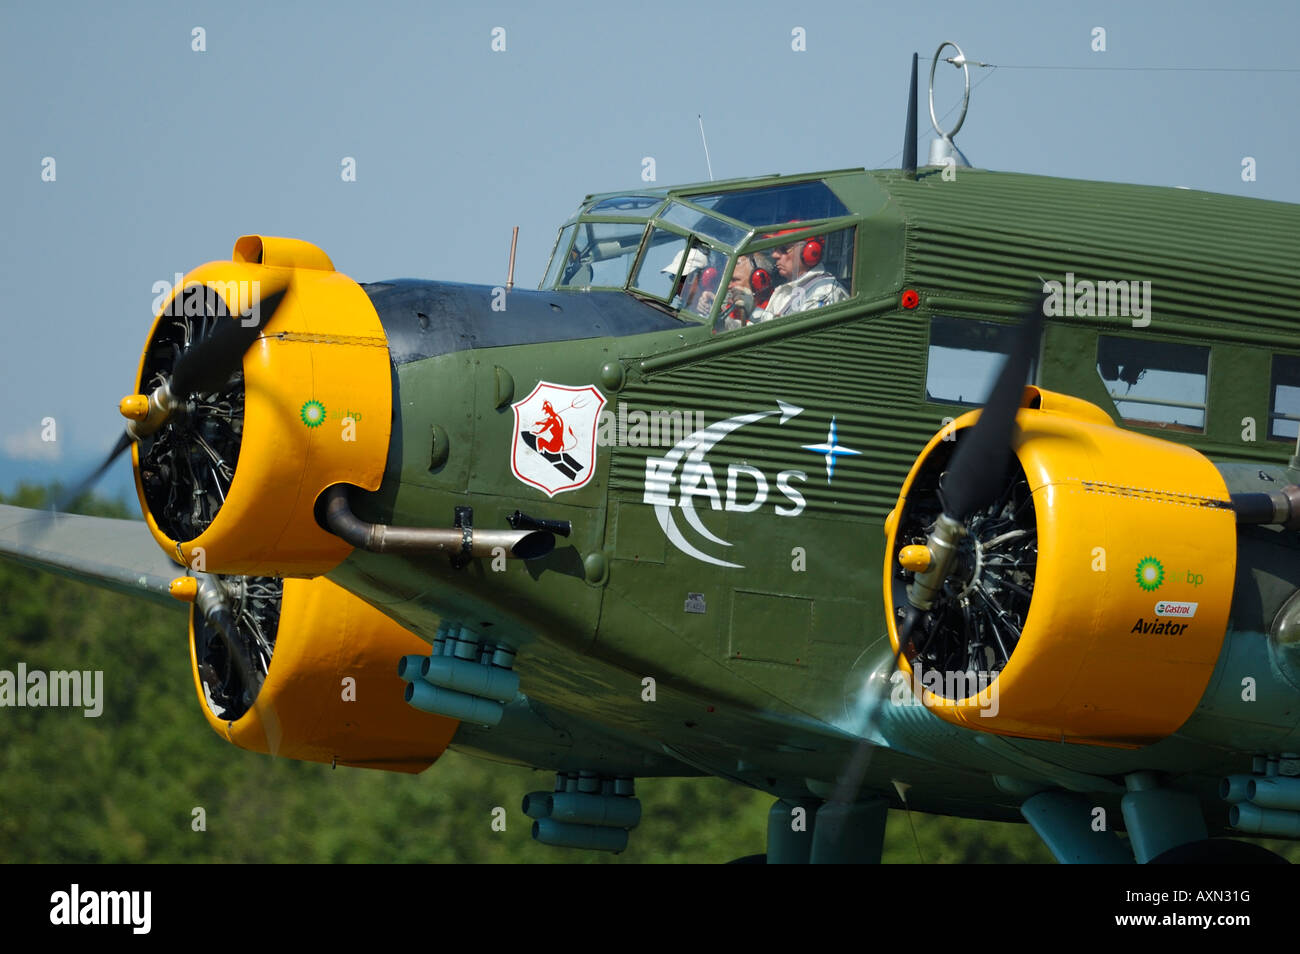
718;251;776;331
661;247;715;315
752;231;848;321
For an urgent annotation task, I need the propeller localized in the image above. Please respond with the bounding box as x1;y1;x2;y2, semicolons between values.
170;288;285;398
49;284;288;516
52;432;133;514
188;573;278;719
898;292;1045;641
830;291;1046;806
940;294;1045;524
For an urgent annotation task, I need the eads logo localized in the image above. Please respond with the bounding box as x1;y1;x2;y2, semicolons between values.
643;400;812;569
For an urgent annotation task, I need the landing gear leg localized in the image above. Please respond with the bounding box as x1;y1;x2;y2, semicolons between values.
1121;771;1207;864
1021;790;1131;863
766;798;819;864
810;798;888;864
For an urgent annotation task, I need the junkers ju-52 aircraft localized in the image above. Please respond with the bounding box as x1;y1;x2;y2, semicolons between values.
4;47;1300;864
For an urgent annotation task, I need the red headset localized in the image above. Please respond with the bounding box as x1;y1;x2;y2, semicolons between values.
749;263;774;304
800;236;824;268
768;222;825;270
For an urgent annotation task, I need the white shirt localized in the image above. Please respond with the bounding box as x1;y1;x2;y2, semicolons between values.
752;267;848;322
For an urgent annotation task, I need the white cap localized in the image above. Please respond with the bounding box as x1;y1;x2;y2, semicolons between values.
661;247;708;276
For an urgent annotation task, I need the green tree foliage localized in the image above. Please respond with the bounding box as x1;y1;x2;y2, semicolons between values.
2;485;1296;863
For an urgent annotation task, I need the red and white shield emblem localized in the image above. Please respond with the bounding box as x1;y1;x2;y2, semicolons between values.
510;381;606;497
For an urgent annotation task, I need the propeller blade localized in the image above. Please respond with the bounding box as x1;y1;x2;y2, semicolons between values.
828;625;915;806
171;287;286;398
46;285;287;517
52;432;133;514
941;293;1045;521
831;293;1047;807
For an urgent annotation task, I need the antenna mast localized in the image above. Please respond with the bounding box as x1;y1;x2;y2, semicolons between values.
697;115;714;181
902;52;918;178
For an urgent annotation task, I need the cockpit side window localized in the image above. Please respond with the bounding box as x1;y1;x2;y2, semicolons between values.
672;239;724;317
715;225;855;330
541;224;576;290
631;229;725;318
558;222;646;289
631;228;689;301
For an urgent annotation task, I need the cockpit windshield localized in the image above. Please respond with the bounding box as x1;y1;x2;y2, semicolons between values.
540;179;857;331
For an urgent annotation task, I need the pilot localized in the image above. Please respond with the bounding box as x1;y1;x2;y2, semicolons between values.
752;231;848;321
718;251;776;331
662;247;716;315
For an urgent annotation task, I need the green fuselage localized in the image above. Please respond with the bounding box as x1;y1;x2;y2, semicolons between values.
329;167;1300;825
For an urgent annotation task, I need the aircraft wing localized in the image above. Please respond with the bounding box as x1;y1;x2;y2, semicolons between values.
0;504;183;609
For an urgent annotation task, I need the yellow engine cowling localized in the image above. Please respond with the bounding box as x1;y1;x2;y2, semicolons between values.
885;387;1237;747
133;236;392;577
188;574;457;773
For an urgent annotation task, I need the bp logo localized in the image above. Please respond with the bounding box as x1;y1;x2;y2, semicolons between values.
300;400;326;428
1135;556;1165;592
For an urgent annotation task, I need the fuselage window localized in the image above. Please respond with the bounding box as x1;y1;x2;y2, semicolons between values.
925;315;1023;406
1269;353;1300;441
1096;335;1208;432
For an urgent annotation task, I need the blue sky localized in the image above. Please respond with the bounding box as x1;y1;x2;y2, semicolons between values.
2;0;1297;500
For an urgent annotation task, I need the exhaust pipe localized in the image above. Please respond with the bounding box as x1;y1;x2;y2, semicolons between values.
532;819;629;853
546;792;643;829
1219;775;1253;803
524;773;640;852
1229;802;1300;837
398;624;520;727
321;484;555;559
1222;773;1300;836
1247;776;1300;811
405;680;504;726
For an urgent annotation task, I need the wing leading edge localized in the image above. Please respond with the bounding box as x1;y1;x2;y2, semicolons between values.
0;504;184;609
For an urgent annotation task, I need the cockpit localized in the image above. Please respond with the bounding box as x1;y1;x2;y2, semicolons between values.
540;179;859;333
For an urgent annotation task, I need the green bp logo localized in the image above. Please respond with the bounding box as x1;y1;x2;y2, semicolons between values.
300;400;326;428
1135;556;1165;592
